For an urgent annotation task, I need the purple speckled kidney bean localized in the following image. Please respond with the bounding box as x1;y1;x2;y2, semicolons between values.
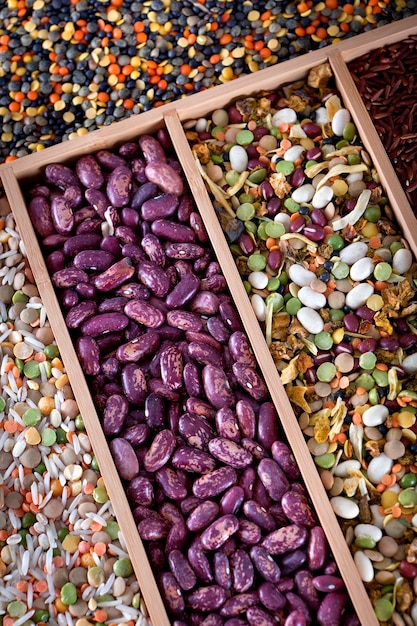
235;400;256;439
219;486;245;516
281;491;316;529
259;581;286;611
172;446;216;475
317;591;347;626
262;524;308;555
73;249;115;272
145;161;184;196
50;194;74;235
166;272;201;309
208;438;252;469
246;605;278;626
75;336;100;376
169;549;198;591
232;362;268;401
249;546;281;583
214;551;232;590
102;393;129;435
188;341;223;368
63;232;102;257
188;537;213;583
109;437;139;481
81;312;129;337
228;332;257;367
200;514;239;551
257;402;279;450
106;165;132;207
65;300;97;329
159;572;185;616
186;500;220;533
215;407;240;442
179;412;216;450
307;527;327;571
121;363;147;404
312;575;345;593
183;362;203;397
186;397;216;420
75;154;104;188
151;219;195;243
271;441;300;480
166;309;203;332
137;259;170;298
166;519;188;554
156;466;188;500
284;611;307;626
219;592;259;618
45;162;79;189
127;475;154;505
143;429;176;473
116;331;160;363
286;592;311;625
193;467;237;500
230;548;254;593
141;193;179;221
52;267;89;288
257;458;290;502
295;570;321;611
243;500;275;532
189;290;220;315
139;134;167;163
29;195;56;238
237;519;261;546
93;258;135;291
202;364;235;409
186;585;227;612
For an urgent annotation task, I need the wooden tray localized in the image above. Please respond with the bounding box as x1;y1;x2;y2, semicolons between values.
1;14;417;625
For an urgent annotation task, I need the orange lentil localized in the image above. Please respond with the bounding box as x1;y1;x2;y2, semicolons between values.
34;580;48;593
376;483;386;493
97;92;110;103
90;521;103;532
340;22;350;33
94;610;108;623
392;504;402;518
266;237;277;250
295;26;306;37
113;27;123;40
93;541;107;556
219;33;232;45
136;32;148;44
352;412;363;425
259;47;272;59
375;362;389;371
4;421;18;433
392;463;402;474
297;2;310;12
316;27;328;40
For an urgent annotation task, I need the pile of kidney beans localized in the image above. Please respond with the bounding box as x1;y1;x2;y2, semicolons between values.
25;130;359;626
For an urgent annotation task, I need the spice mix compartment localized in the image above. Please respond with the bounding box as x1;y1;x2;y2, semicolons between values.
1;15;416;626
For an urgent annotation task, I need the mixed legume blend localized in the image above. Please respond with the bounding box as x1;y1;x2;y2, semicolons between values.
23;127;359;624
0;207;150;625
185;63;417;624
